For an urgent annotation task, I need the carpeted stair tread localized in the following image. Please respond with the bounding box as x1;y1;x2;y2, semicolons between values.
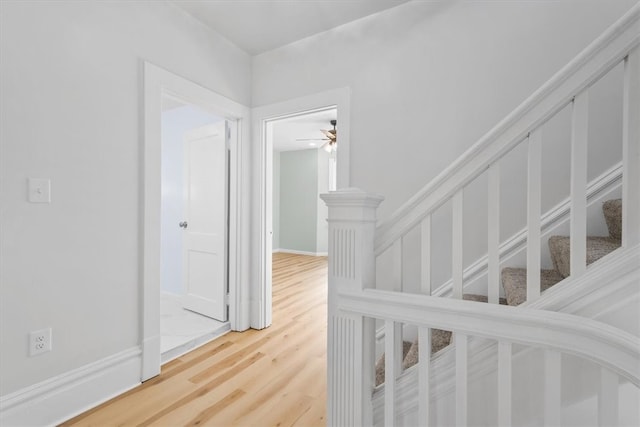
398;294;508;373
375;341;413;387
548;235;621;278
501;267;564;306
602;199;622;240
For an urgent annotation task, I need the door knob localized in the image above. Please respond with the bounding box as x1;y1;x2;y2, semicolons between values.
179;221;188;229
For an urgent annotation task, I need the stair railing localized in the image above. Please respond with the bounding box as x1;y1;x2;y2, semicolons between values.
322;4;640;426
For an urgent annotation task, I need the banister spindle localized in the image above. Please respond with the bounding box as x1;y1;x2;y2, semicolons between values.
488;163;501;304
384;320;399;426
418;327;432;426
391;239;403;375
527;129;542;302
598;368;619;426
452;190;464;299
497;341;512;427
544;350;561;426
455;333;468;427
622;47;640;247
421;216;431;295
571;91;589;277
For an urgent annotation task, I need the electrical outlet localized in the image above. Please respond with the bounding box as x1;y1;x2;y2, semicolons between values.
29;328;52;356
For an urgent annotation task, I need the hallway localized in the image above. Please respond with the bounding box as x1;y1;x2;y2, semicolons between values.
63;253;328;426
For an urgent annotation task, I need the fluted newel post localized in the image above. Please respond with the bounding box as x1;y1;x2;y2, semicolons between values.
321;188;384;427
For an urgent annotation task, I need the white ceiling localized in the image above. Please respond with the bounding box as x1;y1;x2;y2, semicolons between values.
272;108;337;152
170;0;411;55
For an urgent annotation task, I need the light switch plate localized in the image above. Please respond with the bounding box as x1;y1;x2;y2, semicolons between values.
28;178;51;203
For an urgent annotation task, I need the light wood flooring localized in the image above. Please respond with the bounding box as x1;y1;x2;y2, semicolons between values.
63;253;328;427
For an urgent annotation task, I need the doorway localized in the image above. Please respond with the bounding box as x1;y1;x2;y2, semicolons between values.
251;88;350;330
159;95;231;363
271;108;337;257
142;62;251;381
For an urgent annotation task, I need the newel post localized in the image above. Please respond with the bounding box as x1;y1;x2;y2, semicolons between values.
321;188;384;427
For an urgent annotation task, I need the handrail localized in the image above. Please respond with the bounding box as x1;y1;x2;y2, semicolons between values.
374;3;640;256
338;288;640;386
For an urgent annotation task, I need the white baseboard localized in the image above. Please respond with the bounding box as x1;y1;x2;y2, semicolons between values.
274;248;328;256
0;347;142;426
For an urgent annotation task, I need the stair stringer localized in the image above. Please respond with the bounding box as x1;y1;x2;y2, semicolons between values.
371;244;640;426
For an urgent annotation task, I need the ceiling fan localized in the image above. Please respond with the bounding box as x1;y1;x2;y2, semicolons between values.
296;119;337;152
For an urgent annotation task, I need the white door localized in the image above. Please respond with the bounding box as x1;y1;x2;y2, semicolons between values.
181;121;228;321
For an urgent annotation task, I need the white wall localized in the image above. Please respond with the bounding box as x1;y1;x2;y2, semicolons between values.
161;104;223;295
316;149;330;254
253;0;636;218
0;0;250;397
252;0;637;291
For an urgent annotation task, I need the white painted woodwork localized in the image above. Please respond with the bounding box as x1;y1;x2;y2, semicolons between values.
570;91;589;277
337;288;640;385
598;368;619;427
455;333;468;427
362;317;376;426
452;190;464;299
374;5;640;256
142;62;249;380
421;216;432;296
622;47;640;247
418;327;432;426
182;122;228;321
391;239;404;374
385;320;398;427
527;129;542;302
253;87;351;330
320;189;384;427
487;164;500;304
423;162;623;301
497;341;512;427
544;350;562;426
393;239;403;292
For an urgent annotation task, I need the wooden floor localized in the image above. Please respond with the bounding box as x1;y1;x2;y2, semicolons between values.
63;253;328;427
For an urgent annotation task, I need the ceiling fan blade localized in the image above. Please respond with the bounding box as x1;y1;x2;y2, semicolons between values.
320;129;337;140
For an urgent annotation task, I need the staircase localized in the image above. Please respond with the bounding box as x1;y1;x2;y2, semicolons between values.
374;198;624;382
321;5;640;427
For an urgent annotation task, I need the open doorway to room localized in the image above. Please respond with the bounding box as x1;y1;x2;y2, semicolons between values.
159;94;231;364
271;108;337;257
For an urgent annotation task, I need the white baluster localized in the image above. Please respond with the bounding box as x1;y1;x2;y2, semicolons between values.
455;333;468;427
498;341;512;427
571;91;589;276
544;350;561;426
488;163;501;304
418;327;432;426
420;217;432;425
393;238;403;292
452;190;464;299
421;216;431;295
385;320;399;427
321;189;384;427
527;129;542;302
598;368;619;427
392;239;403;375
623;47;640;247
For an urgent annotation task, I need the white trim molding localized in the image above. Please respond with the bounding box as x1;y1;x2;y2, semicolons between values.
0;347;141;427
251;87;351;330
142;61;251;381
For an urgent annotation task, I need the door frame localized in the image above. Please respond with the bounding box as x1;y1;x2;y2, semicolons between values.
142;62;250;380
251;88;351;330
